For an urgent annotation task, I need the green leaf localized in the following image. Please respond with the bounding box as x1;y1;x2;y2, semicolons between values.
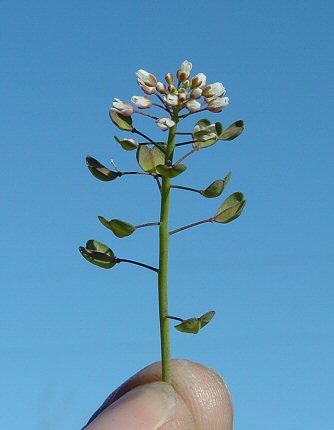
86;156;120;182
202;172;232;198
219;120;244;141
156;164;187;178
79;240;117;269
136;145;165;173
109;109;134;131
199;311;216;328
214;192;246;224
98;216;136;238
115;136;138;151
175;318;201;334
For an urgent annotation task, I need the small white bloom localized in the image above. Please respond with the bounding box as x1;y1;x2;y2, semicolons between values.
112;98;134;116
131;95;152;109
186;99;202;112
191;73;207;88
165;93;179;107
156;81;166;94
136;69;157;94
156;117;175;131
177;60;193;82
202;82;226;98
207;96;229;113
136;69;157;87
190;88;202;99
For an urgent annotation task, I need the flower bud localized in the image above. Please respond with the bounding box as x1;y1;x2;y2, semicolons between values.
156;117;175;131
168;84;177;93
178;87;186;94
190;88;202;99
165;93;179;107
183;80;190;88
112;98;134;116
178;92;187;103
202;82;226;98
207;96;229;113
136;69;157;87
131;96;152;109
191;73;207;88
136;69;157;94
177;60;192;82
186;99;201;112
156;82;167;94
165;73;174;84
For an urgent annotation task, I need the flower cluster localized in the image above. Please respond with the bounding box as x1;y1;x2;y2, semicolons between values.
111;60;229;131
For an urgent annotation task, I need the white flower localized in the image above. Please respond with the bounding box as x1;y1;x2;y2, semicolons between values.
165;93;179;107
156;81;166;94
112;98;134;116
136;69;157;94
202;82;226;99
136;69;157;87
190;88;202;99
156;117;175;131
177;60;192;82
191;73;207;88
131;96;152;109
186;99;202;112
207;96;229;113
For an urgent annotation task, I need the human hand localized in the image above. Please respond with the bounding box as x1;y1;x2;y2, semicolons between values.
82;359;233;430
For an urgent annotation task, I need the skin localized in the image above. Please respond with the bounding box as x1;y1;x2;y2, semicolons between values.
83;359;233;430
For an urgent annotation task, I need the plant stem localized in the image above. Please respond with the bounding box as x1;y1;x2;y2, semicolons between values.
135;222;160;229
166;315;184;323
169;217;213;236
175;147;198;165
175;140;196;147
171;184;203;195
158;115;178;384
116;258;158;272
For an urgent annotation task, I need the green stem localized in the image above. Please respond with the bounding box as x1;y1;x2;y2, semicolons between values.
169;217;213;236
158;115;178;384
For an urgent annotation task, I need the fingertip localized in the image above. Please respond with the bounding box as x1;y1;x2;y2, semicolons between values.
86;382;176;430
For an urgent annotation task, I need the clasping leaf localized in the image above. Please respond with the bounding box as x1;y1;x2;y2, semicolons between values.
136;145;165;173
156;164;187;178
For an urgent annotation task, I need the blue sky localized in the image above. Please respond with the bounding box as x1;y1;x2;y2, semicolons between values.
1;1;333;429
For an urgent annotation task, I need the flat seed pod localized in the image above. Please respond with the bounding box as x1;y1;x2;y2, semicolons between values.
136;145;165;173
219;120;244;141
109;109;134;131
79;240;117;269
199;311;216;328
175;318;201;334
98;216;136;238
156;164;187;178
86;156;120;181
202;172;232;198
114;136;138;151
214;192;246;224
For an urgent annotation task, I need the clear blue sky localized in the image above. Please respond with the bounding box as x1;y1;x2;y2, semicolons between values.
1;1;333;429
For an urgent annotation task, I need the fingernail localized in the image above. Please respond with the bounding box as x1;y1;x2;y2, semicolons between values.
87;381;176;430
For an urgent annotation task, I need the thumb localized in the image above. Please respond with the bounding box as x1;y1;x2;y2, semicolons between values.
85;381;176;430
